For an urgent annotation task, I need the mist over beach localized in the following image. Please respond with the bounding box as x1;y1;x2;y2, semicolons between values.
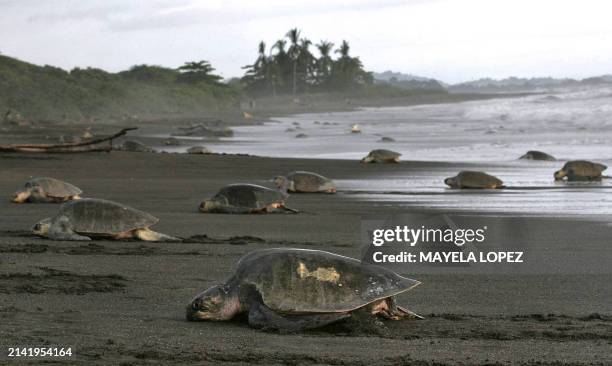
1;1;611;365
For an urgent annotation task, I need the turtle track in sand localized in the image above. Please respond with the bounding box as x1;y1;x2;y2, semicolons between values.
0;236;350;257
0;266;127;295
312;312;612;342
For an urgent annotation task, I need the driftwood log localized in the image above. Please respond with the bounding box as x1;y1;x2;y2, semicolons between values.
0;127;137;153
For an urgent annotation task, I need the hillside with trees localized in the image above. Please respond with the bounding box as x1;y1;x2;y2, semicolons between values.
1;29;453;121
0;55;237;120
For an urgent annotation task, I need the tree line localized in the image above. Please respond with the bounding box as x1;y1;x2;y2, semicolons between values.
241;28;373;96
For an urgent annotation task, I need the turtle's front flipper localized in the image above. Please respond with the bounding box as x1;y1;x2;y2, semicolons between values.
47;217;90;241
134;228;181;242
48;231;91;241
248;302;349;332
395;305;424;320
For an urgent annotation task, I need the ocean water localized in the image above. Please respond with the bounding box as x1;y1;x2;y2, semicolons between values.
168;86;612;215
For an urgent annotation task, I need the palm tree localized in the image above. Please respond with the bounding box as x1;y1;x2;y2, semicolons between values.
272;39;290;93
297;37;315;89
241;41;271;93
286;28;301;95
316;40;334;86
336;40;350;58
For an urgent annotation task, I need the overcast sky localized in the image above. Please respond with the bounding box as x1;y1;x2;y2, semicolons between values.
0;0;610;83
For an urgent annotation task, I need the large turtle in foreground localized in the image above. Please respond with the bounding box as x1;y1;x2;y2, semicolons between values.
444;171;505;189
519;150;556;161
12;177;82;203
186;248;422;331
32;198;179;241
273;171;336;193
361;149;401;163
554;160;607;181
199;184;297;214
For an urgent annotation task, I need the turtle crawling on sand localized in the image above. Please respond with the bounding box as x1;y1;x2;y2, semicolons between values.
186;248;422;331
187;146;212;154
199;184;297;214
444;171;505;189
32;198;179;241
164;137;181;146
119;140;154;152
12;177;82;203
554;160;607;181
519;150;555;161
273;171;336;193
360;149;401;163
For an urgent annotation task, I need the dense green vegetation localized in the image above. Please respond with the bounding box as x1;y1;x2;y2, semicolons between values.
0;30;449;120
0;55;237;120
241;28;374;96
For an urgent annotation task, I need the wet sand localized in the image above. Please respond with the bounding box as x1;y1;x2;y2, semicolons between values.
1;151;610;365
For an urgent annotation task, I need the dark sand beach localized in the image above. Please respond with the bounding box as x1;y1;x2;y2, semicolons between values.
1;150;610;365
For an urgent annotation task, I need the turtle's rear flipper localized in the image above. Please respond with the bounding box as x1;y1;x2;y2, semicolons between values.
248;303;349;332
280;206;300;214
134;228;181;242
396;305;424;320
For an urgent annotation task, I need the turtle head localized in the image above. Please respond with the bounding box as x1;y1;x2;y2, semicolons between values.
198;199;218;213
444;176;458;188
186;284;239;321
360;155;373;164
553;169;566;181
272;175;287;188
11;187;31;203
13;182;46;203
32;218;52;236
272;175;291;192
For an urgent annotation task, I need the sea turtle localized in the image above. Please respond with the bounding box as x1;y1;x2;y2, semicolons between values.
554;160;607;181
81;129;94;140
186;248;422;331
32;198;179;241
519;150;555;161
164;137;181;146
12;177;82;203
120;140;154;152
360;149;401;163
273;171;336;193
187;146;212;154
199;184;297;214
444;171;505;189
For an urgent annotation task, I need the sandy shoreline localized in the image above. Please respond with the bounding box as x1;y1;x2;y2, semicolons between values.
1;151;610;365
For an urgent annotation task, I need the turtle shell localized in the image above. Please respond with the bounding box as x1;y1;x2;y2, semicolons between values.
187;146;211;154
454;171;503;188
287;171;335;192
519;151;555;161
231;248;420;314
57;198;158;235
122;140;152;152
214;184;286;209
26;177;82;198
370;149;401;160
562;160;607;177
